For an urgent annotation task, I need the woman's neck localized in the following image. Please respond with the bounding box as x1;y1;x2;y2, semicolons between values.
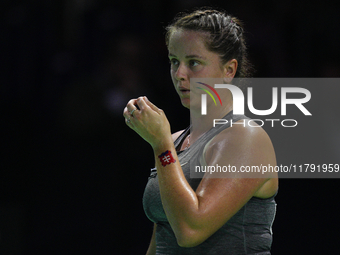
189;99;233;144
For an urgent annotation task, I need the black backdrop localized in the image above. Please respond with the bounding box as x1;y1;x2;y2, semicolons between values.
2;0;340;254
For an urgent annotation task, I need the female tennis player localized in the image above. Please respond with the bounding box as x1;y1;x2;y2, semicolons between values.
123;8;278;255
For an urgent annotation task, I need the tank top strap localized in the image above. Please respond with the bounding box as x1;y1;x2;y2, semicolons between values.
174;111;249;155
173;125;191;151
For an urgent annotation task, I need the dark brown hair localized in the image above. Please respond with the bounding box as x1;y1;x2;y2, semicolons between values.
166;8;253;78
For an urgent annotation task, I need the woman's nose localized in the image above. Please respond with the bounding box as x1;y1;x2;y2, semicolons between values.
175;63;187;81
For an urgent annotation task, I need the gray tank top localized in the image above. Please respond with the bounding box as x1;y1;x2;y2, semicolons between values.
143;112;277;255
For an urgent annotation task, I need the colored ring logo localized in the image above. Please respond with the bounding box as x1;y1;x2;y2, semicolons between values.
196;82;222;106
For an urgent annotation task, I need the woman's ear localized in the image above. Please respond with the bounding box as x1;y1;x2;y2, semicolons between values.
224;59;238;79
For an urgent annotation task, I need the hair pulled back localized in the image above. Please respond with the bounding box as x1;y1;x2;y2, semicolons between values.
166;8;253;78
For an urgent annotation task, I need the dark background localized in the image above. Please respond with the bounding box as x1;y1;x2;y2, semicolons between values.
1;0;340;254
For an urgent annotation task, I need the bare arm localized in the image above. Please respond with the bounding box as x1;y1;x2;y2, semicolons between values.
145;132;182;255
124;97;277;248
146;224;157;255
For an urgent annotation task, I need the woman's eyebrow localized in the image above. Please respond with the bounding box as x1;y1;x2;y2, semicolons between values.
168;53;206;59
185;54;206;60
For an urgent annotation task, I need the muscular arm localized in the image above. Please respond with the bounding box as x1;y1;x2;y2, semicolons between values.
152;121;277;247
145;132;183;255
124;97;277;248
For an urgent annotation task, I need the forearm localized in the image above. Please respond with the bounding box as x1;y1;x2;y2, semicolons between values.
153;138;200;242
123;97;206;245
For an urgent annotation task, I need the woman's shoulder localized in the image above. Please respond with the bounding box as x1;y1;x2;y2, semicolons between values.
204;119;277;176
212;119;272;148
205;119;278;198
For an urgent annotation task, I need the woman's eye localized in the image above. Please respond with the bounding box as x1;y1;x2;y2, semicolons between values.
170;59;179;66
190;60;200;67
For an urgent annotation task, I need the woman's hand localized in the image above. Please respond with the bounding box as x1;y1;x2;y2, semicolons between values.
123;96;172;149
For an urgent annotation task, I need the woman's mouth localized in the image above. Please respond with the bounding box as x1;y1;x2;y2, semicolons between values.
179;88;190;95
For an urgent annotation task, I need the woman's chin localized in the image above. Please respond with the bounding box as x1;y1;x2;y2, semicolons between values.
180;97;190;108
181;102;190;109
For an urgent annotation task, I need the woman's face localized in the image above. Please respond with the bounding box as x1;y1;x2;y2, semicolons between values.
168;29;235;109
